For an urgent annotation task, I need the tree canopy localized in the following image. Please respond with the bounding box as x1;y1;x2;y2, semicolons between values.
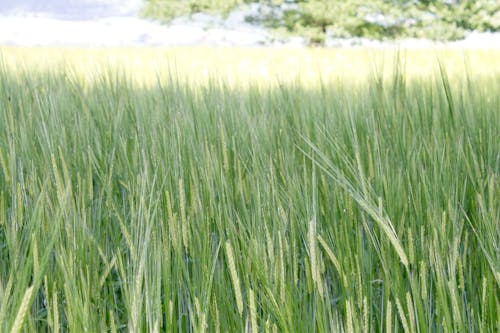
143;0;500;42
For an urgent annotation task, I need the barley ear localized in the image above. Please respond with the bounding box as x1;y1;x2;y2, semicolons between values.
225;241;243;316
11;285;35;333
386;300;392;333
249;288;258;333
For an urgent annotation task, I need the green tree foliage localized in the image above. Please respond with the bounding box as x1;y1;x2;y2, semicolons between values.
142;0;245;20
142;0;500;41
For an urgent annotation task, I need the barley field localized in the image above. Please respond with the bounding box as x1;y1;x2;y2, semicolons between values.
0;47;499;332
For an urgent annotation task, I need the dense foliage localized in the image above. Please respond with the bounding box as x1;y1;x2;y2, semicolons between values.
143;0;500;42
0;48;499;332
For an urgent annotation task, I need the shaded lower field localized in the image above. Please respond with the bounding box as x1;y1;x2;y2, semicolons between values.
0;48;499;332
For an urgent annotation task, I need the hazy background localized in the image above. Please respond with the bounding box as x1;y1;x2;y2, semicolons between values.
0;0;499;47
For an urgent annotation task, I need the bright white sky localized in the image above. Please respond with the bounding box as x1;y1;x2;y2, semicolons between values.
0;0;271;47
0;0;176;46
0;0;142;18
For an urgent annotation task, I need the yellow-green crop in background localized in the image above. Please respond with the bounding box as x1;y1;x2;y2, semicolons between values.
2;47;500;88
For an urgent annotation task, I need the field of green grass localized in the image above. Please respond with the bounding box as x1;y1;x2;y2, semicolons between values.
0;47;499;332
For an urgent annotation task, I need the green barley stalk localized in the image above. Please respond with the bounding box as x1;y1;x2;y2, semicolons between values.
0;275;14;327
52;290;59;333
317;235;342;276
406;292;416;333
302;140;409;268
386;300;392;333
420;261;427;301
346;300;354;333
11;286;35;333
165;191;179;250
225;241;243;316
109;310;117;333
395;297;410;333
308;219;324;297
249;288;258;333
363;297;368;332
214;298;220;333
179;179;189;252
278;232;285;304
